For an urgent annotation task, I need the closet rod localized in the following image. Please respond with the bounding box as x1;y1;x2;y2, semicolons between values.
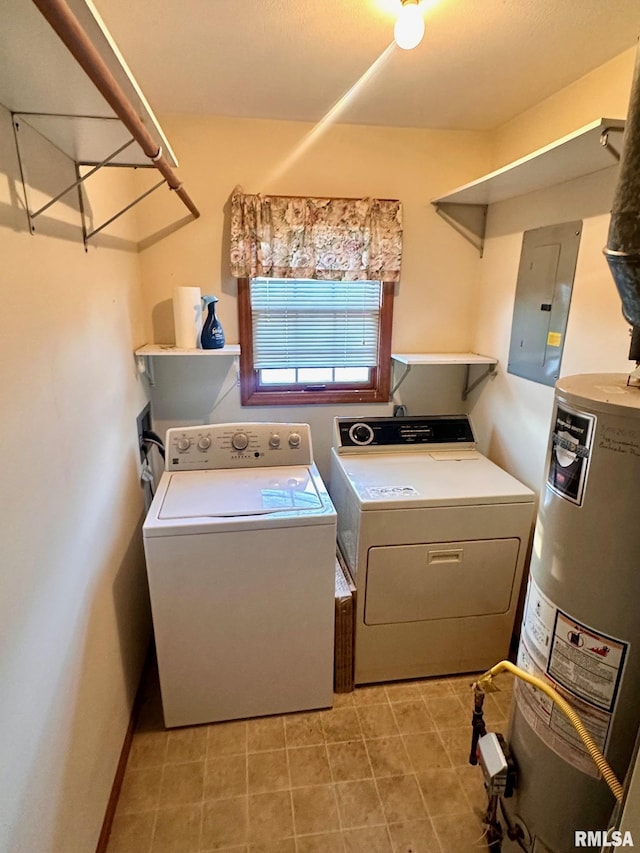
31;0;200;220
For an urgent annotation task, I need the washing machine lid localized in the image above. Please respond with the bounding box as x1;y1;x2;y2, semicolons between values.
333;450;534;509
160;466;325;518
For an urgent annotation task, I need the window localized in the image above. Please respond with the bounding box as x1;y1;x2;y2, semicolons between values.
230;187;401;405
238;277;394;406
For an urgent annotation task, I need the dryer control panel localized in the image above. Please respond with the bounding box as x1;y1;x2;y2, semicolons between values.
166;422;313;470
334;415;476;453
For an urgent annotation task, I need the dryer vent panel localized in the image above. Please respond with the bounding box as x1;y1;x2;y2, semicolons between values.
507;221;581;386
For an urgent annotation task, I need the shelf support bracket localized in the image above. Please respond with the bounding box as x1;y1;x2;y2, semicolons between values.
390;361;412;397
11;112;183;248
83;177;166;246
433;201;488;257
136;354;155;387
12;114;140;236
600;125;625;162
13;118;134;234
462;362;496;400
30;0;200;221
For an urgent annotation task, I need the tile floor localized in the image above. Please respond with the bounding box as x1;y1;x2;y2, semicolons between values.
106;661;515;853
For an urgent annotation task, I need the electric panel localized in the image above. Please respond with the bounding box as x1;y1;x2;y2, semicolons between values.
507;221;581;386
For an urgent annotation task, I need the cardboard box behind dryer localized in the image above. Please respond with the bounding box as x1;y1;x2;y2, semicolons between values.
334;551;356;693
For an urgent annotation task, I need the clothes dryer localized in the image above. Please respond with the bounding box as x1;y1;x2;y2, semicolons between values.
143;422;336;727
329;415;535;684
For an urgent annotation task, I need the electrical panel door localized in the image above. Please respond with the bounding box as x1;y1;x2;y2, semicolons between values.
507;221;581;386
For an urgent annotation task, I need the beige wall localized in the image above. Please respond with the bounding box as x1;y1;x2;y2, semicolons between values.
138;115;491;354
468;50;635;492
490;47;635;168
0;106;151;852
135;116;493;478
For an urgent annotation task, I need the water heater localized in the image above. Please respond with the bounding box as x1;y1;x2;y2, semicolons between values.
502;373;640;852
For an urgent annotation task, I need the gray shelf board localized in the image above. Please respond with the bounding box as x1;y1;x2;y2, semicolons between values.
432;118;624;208
0;0;177;168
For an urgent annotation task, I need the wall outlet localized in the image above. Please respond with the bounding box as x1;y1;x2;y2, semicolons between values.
136;403;152;462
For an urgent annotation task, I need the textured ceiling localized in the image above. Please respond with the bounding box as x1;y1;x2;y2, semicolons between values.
94;0;640;130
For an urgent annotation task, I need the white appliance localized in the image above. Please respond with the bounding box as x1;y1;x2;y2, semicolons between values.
501;375;640;852
143;422;336;728
329;415;535;684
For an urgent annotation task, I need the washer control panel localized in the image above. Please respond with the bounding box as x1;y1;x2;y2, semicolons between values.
334;415;476;453
166;422;313;470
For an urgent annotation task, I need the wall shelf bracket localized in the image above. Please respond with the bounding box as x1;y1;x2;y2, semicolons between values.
11;113;166;247
462;361;496;400
83;176;167;247
390;361;412;396
599;125;624;162
3;0;200;248
11;112;184;249
433;201;487;257
136;354;156;387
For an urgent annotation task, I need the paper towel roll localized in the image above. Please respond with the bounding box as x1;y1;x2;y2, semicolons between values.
173;286;202;349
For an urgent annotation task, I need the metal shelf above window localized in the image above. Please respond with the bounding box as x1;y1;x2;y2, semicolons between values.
431;117;624;256
1;0;199;247
391;352;498;400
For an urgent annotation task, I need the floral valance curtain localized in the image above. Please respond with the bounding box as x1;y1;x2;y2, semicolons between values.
229;186;403;282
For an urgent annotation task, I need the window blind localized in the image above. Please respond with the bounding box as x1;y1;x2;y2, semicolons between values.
250;279;381;369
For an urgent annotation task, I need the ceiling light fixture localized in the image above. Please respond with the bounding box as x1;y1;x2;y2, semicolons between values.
394;0;425;50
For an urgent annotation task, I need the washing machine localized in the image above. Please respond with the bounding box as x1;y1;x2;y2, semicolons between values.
329;415;536;684
143;422;336;728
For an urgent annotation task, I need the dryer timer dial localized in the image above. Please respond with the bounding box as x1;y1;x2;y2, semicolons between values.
349;423;374;445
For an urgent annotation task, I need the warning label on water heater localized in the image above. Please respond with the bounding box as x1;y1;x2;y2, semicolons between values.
515;576;628;777
548;611;627;712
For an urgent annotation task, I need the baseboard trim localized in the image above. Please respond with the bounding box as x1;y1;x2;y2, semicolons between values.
95;650;150;853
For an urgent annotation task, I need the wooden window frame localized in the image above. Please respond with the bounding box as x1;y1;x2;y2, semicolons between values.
237;278;394;407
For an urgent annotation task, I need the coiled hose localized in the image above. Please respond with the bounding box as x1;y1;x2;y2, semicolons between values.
476;660;625;803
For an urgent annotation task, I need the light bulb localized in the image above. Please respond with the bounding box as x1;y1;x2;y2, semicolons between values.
394;1;425;50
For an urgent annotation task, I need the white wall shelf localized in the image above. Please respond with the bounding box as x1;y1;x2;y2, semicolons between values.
136;344;241;357
1;0;198;245
431;117;625;255
391;352;498;400
1;0;176;166
135;344;241;386
391;352;496;366
136;347;494;396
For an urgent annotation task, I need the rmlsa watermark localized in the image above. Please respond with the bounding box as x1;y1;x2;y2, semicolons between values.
575;830;634;847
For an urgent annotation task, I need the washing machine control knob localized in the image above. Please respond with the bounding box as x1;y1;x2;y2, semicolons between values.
198;436;211;451
349;423;374;445
269;434;281;448
176;437;191;451
231;431;249;451
288;432;301;448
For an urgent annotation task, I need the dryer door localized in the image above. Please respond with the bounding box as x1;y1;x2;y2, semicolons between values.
364;538;520;624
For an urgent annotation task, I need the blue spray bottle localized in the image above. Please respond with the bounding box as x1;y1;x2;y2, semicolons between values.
200;295;225;349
